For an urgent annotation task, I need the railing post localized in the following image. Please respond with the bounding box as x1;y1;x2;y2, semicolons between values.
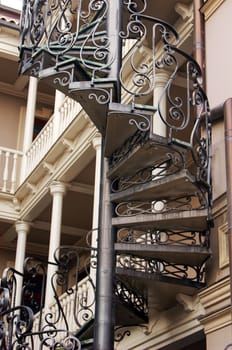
2;151;10;192
45;181;67;308
20;76;38;183
107;0;122;102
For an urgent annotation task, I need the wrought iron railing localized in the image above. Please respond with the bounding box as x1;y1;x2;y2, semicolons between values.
0;246;96;349
17;1;213;349
32;275;94;349
19;0;112;81
19;0;212;189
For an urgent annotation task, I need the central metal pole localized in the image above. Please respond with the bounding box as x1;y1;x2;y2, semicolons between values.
94;1;122;349
94;155;115;350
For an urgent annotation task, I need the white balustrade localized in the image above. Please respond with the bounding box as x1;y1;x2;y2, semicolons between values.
122;38;137;57
0;147;23;193
24;97;82;178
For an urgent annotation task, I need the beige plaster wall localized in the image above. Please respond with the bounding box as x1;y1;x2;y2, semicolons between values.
0;248;15;275
211;120;226;200
0;93;24;149
205;0;232;108
206;324;232;350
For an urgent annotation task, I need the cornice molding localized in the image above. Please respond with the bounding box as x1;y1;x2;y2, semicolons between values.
212;193;227;218
201;0;225;21
199;277;230;309
200;306;231;334
199;277;231;333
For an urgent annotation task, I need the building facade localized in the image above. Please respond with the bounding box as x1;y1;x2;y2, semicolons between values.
0;0;231;349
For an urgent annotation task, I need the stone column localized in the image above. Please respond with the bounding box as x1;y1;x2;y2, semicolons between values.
45;181;66;308
14;221;31;306
91;134;102;250
53;90;66;140
152;72;170;212
153;71;170;136
88;135;102;310
20;76;38;182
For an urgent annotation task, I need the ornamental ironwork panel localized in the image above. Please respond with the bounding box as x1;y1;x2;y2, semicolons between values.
116;254;206;285
0;246;96;349
19;0;112;81
117;227;209;248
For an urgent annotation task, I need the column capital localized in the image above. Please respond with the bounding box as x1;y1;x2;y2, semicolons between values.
92;134;102;151
50;181;67;196
15;220;32;234
155;71;170;87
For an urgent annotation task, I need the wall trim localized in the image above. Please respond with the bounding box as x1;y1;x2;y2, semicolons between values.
201;0;225;20
199;277;232;334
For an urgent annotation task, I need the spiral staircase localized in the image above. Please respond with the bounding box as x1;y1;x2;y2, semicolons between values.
18;0;212;347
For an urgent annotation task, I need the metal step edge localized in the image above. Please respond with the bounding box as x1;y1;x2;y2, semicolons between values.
112;209;209;231
116;267;205;289
110;169;198;202
115;243;211;265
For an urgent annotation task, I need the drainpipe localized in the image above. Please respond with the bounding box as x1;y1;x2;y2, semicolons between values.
194;0;205;86
224;98;232;311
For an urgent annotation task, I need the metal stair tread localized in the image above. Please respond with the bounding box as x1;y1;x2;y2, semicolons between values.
69;81;116;133
110;169;199;202
116;267;205;290
112;208;209;231
105;102;154;157
108;136;186;179
115;243;211;266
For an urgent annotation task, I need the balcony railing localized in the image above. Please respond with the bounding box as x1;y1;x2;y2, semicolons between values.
24;97;82;178
0;97;83;195
0;147;23;194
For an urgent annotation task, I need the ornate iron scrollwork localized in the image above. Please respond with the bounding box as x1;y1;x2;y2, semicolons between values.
111;153;183;192
0;267;34;350
117;227;209;248
114;279;148;319
116;254;206;284
19;0;112;81
115;192;207;217
120;0;179;100
109;130;148;169
0;245;96;349
117;0;212;186
114;323;149;343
